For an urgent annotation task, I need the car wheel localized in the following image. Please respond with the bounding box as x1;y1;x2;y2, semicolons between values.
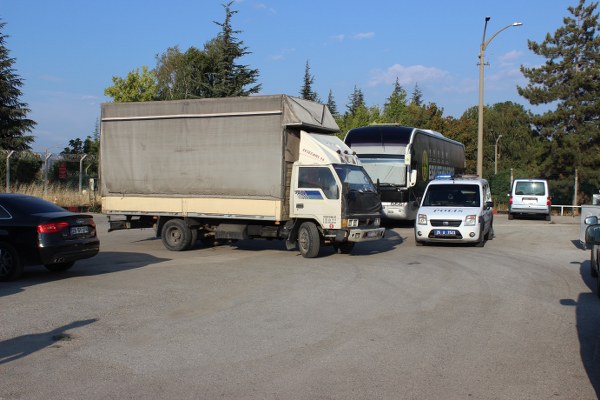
333;242;354;254
161;219;193;251
297;222;321;258
45;261;75;272
0;242;23;281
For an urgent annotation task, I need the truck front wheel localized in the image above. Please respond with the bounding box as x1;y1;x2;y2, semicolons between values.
161;219;193;251
298;222;321;258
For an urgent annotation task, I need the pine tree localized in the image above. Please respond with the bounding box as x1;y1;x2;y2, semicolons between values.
382;78;408;123
346;85;365;115
326;89;338;116
0;20;35;150
211;1;261;97
300;60;320;102
517;0;600;204
411;83;423;106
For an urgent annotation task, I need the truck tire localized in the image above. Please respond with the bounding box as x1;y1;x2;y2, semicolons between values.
333;242;354;254
161;219;193;251
298;222;321;258
0;242;23;281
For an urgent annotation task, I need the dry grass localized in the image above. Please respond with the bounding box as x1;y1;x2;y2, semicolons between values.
11;183;101;210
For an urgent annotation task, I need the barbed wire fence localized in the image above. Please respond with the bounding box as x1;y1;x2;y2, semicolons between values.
0;150;98;194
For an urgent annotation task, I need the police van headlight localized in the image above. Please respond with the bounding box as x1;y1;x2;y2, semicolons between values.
465;215;477;226
417;214;428;225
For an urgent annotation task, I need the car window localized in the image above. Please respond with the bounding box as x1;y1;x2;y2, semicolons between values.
0;196;66;214
514;182;546;196
0;205;11;219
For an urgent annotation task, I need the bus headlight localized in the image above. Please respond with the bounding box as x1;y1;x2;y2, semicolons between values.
417;214;427;225
465;215;477;226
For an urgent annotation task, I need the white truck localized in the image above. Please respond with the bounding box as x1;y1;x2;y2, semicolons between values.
100;95;385;258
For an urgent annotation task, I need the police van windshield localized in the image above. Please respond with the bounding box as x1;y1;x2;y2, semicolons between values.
422;184;480;207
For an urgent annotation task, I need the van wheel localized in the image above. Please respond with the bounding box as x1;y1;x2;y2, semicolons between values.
0;242;23;281
485;223;494;240
297;222;321;258
475;227;485;247
161;219;193;251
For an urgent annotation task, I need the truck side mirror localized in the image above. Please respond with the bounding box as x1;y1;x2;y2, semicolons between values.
585;216;599;225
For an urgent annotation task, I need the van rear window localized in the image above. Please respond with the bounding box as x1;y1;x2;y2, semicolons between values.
514;182;546;196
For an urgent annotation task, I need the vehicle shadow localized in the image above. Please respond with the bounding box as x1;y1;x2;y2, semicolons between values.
197;229;404;257
0;318;97;365
560;260;600;398
0;252;170;298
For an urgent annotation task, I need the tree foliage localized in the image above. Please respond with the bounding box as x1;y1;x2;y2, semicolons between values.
104;66;158;102
300;60;320;102
518;0;600;204
0;20;35;151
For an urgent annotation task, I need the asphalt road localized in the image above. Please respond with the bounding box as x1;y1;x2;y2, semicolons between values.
1;214;598;400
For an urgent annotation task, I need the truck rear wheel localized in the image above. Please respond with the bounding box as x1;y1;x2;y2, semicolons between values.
161;219;193;251
298;222;321;258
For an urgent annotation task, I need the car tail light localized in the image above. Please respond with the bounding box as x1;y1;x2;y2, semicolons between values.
38;221;70;233
547;197;552;206
509;196;513;205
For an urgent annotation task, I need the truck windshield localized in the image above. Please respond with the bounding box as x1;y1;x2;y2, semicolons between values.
333;165;377;193
422;184;480;207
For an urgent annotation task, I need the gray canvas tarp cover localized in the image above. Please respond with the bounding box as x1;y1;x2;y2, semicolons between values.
100;95;338;199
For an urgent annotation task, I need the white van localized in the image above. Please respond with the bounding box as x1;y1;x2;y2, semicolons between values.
415;176;494;247
508;179;551;221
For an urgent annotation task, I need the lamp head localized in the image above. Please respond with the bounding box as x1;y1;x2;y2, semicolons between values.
485;16;491;22
513;22;523;26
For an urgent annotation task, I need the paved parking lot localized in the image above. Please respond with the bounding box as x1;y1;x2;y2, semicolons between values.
1;214;599;399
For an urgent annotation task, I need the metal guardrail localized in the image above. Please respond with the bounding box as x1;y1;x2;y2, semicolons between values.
552;205;581;217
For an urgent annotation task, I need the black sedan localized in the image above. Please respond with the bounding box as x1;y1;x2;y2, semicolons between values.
0;193;100;281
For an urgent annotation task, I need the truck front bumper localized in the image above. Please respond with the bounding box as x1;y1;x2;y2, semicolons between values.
346;227;386;242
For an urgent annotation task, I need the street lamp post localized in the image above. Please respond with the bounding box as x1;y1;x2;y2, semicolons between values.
494;134;503;175
477;17;522;178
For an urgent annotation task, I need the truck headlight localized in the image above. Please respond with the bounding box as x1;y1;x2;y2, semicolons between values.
348;219;359;227
465;215;477;226
417;214;427;225
374;217;380;227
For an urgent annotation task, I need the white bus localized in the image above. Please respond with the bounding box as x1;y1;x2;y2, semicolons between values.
344;125;466;221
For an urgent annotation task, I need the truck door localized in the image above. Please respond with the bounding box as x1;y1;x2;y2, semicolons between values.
291;166;341;228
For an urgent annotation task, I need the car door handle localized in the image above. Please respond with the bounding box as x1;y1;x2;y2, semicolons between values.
296;203;304;209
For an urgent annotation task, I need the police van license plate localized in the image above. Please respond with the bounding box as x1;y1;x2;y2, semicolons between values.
434;229;456;236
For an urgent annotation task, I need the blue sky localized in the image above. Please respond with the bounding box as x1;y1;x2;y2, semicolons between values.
1;0;575;153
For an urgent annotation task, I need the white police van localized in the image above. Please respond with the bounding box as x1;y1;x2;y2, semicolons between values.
415;175;494;247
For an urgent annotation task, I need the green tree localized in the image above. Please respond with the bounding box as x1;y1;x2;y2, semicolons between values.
300;60;320;102
326;89;338;117
518;0;600;204
382;78;408;123
104;65;158;102
411;83;423;107
0;20;35;151
209;1;261;97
